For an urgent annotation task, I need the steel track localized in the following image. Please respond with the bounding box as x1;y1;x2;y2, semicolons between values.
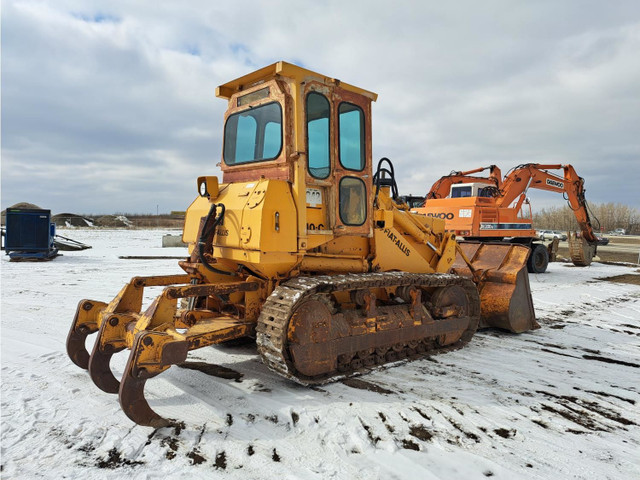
256;272;480;385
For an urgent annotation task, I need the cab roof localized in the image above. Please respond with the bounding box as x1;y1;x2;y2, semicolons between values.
216;61;378;101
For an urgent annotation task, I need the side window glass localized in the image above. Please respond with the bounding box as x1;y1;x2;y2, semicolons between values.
339;176;367;226
306;92;330;179
234;115;257;163
339;102;365;171
263;121;280;158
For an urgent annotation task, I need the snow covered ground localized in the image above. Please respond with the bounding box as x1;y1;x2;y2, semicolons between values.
2;229;639;479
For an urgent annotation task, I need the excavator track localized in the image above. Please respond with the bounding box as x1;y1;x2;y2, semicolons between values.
256;272;480;385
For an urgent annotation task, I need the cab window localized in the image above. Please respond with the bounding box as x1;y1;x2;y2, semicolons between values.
338;102;365;171
339;176;366;226
306;92;330;179
451;185;472;198
478;187;494;197
223;102;282;165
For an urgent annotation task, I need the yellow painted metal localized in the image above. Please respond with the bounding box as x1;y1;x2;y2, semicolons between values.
98;313;137;351
434;234;458;273
216;61;378;102
300;254;368;273
373;227;434;273
197;176;219;199
75;300;107;333
183;178;299;278
183;195;211;247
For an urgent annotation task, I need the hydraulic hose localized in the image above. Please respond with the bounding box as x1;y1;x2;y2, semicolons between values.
373;157;400;206
197;203;233;276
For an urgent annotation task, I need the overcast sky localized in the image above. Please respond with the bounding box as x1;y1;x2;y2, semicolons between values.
2;0;639;215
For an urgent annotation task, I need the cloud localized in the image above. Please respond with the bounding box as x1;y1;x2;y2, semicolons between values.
2;0;639;215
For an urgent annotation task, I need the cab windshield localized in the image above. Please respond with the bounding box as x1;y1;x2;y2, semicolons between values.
223;102;283;165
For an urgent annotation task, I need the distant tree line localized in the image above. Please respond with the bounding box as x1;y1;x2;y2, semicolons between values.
533;202;640;235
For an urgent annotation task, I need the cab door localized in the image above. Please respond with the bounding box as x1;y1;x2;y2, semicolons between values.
332;87;372;238
304;84;332;235
303;83;373;240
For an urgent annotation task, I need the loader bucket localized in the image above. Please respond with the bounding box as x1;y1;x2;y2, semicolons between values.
452;242;538;333
567;232;596;267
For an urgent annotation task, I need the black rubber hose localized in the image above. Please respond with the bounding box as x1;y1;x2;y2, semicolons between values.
197;203;233;276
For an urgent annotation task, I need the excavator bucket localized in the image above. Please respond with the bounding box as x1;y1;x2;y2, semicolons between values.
452;242;538;333
567;232;596;266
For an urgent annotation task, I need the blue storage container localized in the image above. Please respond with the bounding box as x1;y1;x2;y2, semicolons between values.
4;208;59;260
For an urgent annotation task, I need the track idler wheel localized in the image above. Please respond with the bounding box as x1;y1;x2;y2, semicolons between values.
287;295;336;378
119;332;189;427
430;285;472;346
66;300;108;369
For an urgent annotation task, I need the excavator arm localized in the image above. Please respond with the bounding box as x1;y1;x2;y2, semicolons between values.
495;163;598;266
425;165;502;200
496;164;597;243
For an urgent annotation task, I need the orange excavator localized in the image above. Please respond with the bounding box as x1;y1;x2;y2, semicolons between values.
412;163;599;273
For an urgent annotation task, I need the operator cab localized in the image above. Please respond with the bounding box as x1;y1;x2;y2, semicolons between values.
215;62;378;245
450;183;495;198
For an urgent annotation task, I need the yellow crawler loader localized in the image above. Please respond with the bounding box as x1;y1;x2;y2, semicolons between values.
67;62;537;427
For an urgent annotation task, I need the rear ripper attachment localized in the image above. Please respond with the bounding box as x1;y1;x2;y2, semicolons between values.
66;273;260;427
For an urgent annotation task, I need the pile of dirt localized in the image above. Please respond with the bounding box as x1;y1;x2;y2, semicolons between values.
51;213;94;228
1;202;43;225
94;215;133;227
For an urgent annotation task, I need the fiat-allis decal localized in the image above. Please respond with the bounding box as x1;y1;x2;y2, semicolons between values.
383;228;411;256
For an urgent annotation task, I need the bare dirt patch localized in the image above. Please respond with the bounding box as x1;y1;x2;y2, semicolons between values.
409;424;433;441
342;378;394;394
556;245;639;264
598;274;640;286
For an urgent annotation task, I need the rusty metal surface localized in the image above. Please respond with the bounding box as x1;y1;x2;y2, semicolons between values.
452;242;537;333
222;165;292;183
568;232;596;266
68;272;262;425
66;299;108;369
87;313;139;393
165;281;258;300
116;318;254;426
118;333;174;428
256;272;480;385
131;274;191;289
88;343;120;393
